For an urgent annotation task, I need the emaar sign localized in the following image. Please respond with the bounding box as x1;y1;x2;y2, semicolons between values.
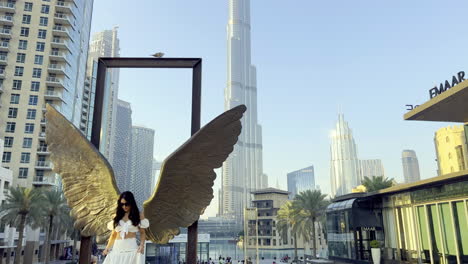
429;71;465;99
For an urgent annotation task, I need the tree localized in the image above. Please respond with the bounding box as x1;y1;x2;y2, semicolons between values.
361;176;394;192
277;201;301;261
42;189;69;263
293;190;329;258
0;187;45;264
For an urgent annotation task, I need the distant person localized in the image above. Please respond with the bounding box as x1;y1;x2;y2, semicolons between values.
102;191;150;263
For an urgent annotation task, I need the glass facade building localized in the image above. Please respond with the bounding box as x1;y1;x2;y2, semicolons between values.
327;171;468;264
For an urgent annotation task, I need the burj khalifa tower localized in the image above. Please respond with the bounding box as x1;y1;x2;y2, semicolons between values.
220;0;266;221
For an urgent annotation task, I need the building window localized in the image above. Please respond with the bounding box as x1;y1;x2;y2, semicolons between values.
34;55;43;65
12;80;22;90
448;153;452;160
20;27;29;37
10;94;20;104
28;95;38;105
22;15;31;24
37;29;46;39
18;168;28;179
31;81;40;91
14;66;24;76
7;107;17;118
16;53;26;63
36;42;45;52
4;137;13;147
5;122;15;133
2;152;11;163
26;109;36;120
41;4;50;14
20;153;30;163
18;40;28;50
24;2;33;11
24;123;34;134
32;68;42;78
39;17;48;26
22;138;33;148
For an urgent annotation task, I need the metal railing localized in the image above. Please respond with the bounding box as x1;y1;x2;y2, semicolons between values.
0;28;10;34
0;15;13;22
0;2;15;8
37;146;49;152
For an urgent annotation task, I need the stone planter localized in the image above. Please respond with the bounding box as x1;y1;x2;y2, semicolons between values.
371;248;381;264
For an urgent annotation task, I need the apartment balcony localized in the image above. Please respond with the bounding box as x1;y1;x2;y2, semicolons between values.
46;76;65;88
0;28;11;38
52;25;71;38
35;161;53;170
32;177;55;186
54;13;72;26
49;51;70;64
51;38;70;51
48;63;67;75
0;41;9;51
38;131;46;140
0;2;15;12
0;68;5;79
44;91;65;102
0;15;13;25
56;1;74;14
0;84;3;93
0;54;7;65
37;146;50;155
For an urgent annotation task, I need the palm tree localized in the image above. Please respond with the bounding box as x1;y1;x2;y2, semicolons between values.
277;201;301;261
361;176;394;192
293;190;329;259
42;189;69;263
0;187;45;264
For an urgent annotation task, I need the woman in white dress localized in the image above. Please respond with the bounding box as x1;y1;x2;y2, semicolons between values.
102;191;149;264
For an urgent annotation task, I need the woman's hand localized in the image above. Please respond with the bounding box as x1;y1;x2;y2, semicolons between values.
137;245;145;254
103;248;110;256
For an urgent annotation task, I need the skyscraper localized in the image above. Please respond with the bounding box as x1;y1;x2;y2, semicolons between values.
112;99;133;193
402;150;421;183
221;0;264;220
287;165;315;199
434;125;468;175
0;0;94;189
330;114;361;197
87;27;120;162
360;159;385;179
129;126;155;209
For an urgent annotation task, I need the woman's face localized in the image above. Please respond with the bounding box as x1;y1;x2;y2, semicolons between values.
120;198;131;213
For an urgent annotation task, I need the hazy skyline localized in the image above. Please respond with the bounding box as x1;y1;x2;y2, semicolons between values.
90;0;466;217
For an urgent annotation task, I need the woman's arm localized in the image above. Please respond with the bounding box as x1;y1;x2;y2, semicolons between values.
103;230;117;255
138;227;146;253
137;212;146;254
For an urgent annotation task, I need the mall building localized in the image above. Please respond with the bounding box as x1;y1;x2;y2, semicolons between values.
326;78;468;264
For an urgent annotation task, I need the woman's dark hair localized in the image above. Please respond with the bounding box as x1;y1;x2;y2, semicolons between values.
113;191;140;227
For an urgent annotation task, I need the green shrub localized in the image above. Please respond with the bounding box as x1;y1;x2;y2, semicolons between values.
370;240;380;248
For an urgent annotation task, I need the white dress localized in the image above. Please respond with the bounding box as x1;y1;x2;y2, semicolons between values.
102;218;150;264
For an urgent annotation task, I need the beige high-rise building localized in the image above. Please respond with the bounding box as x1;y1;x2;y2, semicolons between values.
0;0;93;190
434;125;468;175
86;26;120;162
0;1;94;263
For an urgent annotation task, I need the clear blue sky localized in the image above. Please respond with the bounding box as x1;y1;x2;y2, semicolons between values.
91;0;467;217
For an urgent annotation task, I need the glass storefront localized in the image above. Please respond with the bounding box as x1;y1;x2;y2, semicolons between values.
382;181;468;264
326;197;384;263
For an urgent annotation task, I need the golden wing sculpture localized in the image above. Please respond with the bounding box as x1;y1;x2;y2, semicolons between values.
45;105;120;242
45;104;246;244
